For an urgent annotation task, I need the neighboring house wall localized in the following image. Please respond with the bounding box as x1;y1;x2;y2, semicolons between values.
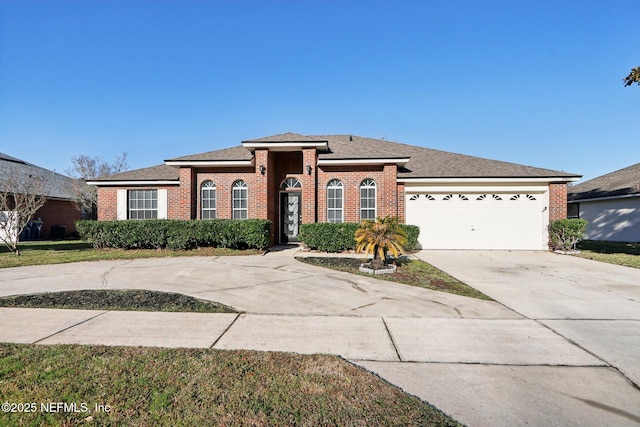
34;200;82;238
577;198;640;242
0;211;17;243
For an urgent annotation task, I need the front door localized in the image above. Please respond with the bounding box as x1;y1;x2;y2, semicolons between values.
280;192;302;243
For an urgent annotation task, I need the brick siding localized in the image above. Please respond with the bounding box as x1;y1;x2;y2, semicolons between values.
34;200;82;238
548;182;568;221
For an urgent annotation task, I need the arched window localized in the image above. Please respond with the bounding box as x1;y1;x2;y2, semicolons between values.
281;178;302;190
360;179;376;220
201;181;216;219
232;180;248;220
327;179;343;223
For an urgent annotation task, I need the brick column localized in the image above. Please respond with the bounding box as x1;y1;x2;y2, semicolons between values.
254;149;269;220
301;148;317;224
397;182;405;222
549;182;568;221
178;168;196;220
382;163;398;218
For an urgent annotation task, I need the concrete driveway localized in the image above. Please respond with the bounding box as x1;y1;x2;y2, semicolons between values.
1;248;639;426
361;250;640;426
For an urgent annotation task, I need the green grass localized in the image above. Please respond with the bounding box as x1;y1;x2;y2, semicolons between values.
0;240;262;269
0;344;462;426
297;257;492;300
576;240;640;269
0;290;237;313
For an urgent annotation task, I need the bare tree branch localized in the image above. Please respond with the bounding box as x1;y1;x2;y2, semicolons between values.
0;173;47;254
64;153;129;216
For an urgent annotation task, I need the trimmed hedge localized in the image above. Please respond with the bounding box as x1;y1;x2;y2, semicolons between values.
298;223;359;253
298;222;420;253
76;219;271;250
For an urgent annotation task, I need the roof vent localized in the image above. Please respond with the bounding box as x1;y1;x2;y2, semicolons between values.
349;135;353;141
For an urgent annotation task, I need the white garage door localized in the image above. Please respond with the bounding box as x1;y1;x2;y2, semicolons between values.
406;193;546;250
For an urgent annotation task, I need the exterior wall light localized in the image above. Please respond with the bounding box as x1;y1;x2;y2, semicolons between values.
306;164;313;175
259;164;266;175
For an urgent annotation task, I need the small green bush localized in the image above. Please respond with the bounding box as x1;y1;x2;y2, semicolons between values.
299;222;420;253
298;223;359;252
76;219;271;250
400;224;420;251
549;218;588;251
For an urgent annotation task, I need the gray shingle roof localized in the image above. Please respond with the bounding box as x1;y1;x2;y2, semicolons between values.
166;146;252;162
90;133;580;182
88;164;180;182
568;162;640;201
0;152;79;200
242;132;329;143
314;135;578;178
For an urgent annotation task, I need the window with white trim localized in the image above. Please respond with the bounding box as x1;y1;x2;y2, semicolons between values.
128;189;158;219
201;180;216;219
327;179;343;223
232;180;248;220
360;179;376;220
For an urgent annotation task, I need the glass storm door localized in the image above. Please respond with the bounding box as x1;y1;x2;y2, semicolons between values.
281;192;302;243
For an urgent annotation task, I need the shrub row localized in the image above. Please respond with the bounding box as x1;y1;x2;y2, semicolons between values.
298;222;420;253
76;219;271;250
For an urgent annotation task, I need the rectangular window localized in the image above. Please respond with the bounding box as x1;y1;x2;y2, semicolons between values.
128;189;158;220
327;186;343;223
567;203;579;218
202;183;216;219
232;182;248;219
360;187;376;220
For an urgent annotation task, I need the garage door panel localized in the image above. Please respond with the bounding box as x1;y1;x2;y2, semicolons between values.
406;193;545;250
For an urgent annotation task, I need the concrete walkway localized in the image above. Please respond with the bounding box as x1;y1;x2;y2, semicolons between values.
0;247;639;426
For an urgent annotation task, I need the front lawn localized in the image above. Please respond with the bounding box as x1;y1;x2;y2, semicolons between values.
0;344;462;426
0;240;261;269
576;240;640;269
297;257;491;300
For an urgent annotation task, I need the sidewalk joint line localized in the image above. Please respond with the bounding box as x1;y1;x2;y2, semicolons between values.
538;320;640;391
210;313;241;349
381;317;402;362
32;310;109;344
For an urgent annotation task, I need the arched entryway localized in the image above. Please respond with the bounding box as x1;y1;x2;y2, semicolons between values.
280;178;302;243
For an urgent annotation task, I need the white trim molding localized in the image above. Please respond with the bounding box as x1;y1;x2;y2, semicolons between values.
163;160;254;167
318;158;410;167
568;193;640;203
86;180;180;186
242;141;329;151
399;176;581;184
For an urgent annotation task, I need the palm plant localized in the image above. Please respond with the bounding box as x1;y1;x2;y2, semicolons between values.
355;216;407;270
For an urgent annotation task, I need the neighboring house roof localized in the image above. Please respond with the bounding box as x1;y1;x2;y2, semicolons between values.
0;152;78;200
90;133;580;183
568;162;640;201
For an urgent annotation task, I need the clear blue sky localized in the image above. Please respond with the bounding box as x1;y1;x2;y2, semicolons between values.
1;0;638;182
